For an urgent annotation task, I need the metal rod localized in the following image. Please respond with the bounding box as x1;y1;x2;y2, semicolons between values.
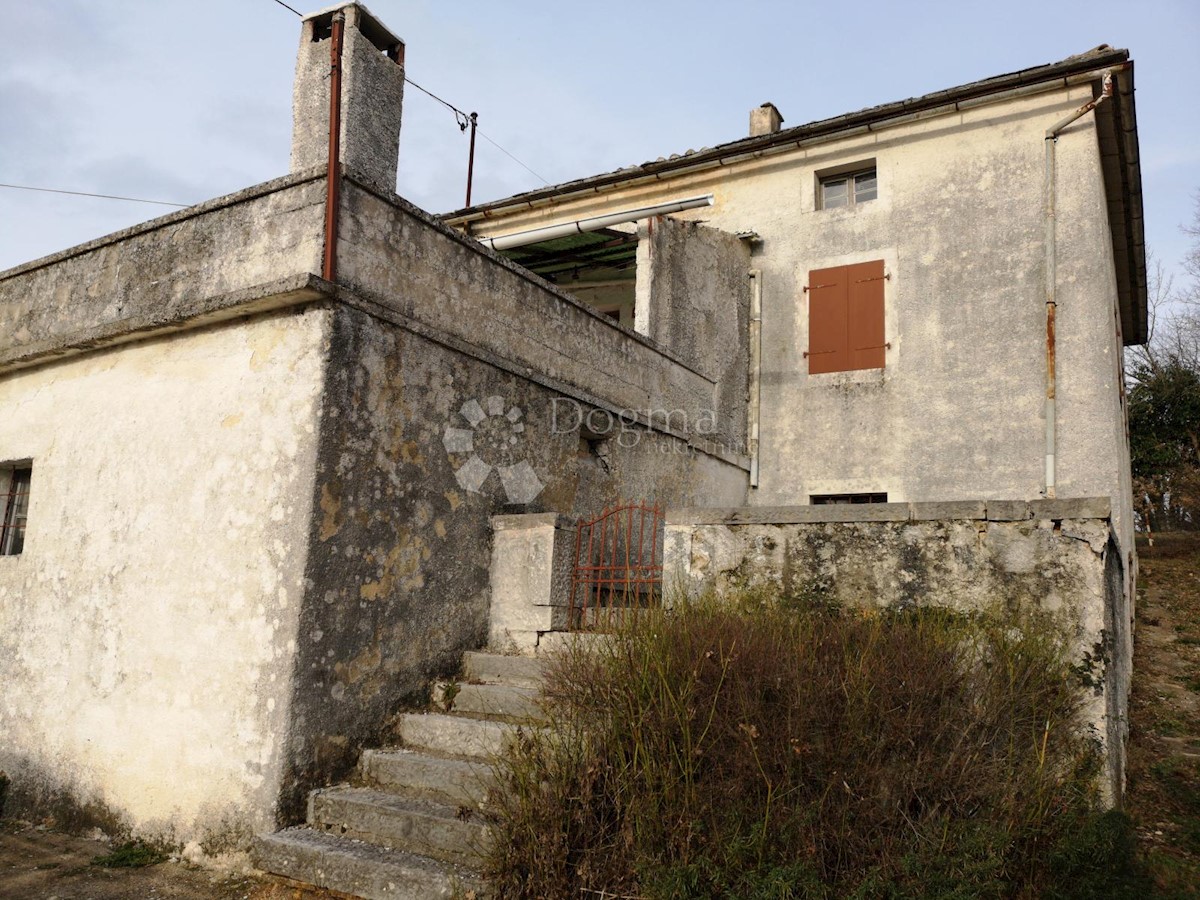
322;12;346;282
465;112;478;208
1042;70;1112;497
748;270;762;489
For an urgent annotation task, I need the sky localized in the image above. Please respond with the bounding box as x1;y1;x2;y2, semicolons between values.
2;0;1197;292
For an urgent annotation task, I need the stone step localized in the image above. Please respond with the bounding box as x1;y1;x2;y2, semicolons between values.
535;630;612;656
463;651;547;687
309;785;490;867
361;748;494;808
253;828;484;900
435;682;541;721
396;712;515;760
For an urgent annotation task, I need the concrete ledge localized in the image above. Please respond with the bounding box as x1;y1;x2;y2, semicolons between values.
908;500;988;521
1029;497;1111;519
489;512;575;652
668;498;1112;527
491;513;572;532
986;499;1033;521
0;273;331;374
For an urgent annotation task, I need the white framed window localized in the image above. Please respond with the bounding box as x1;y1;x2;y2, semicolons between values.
1;464;32;556
818;167;877;210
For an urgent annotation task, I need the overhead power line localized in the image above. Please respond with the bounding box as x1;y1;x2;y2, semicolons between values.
0;182;188;208
270;0;304;16
477;129;550;186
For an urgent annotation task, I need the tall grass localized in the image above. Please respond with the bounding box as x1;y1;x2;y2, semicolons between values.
485;593;1143;898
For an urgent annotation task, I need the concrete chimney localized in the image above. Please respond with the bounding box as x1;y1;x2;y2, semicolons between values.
291;3;406;193
749;102;784;137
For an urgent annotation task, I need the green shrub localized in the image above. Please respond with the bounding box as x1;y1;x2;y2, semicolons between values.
91;840;167;868
485;593;1133;898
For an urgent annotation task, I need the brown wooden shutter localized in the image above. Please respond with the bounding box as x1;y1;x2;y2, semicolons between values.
807;265;849;374
847;259;886;371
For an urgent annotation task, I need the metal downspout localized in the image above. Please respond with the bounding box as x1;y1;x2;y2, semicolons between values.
1042;71;1112;497
322;12;345;282
748;270;762;488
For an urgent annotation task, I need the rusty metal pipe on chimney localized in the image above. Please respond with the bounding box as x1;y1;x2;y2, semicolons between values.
1042;69;1114;498
322;11;346;282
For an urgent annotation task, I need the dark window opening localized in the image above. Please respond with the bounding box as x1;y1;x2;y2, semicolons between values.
500;227;638;328
811;492;888;505
1;465;32;556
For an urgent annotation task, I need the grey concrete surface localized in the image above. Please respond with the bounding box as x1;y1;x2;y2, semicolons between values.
252;828;480;900
308;787;488;866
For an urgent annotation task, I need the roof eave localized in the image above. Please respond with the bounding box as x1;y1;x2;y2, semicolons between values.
442;46;1131;223
1095;65;1148;346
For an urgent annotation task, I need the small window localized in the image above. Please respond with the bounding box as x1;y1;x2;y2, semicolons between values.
1;465;32;556
820;168;877;209
811;493;888;505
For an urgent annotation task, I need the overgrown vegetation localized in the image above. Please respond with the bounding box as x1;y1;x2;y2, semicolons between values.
486;594;1146;898
91;840;167;868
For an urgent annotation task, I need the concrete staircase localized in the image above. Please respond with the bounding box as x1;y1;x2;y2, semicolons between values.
252;650;548;900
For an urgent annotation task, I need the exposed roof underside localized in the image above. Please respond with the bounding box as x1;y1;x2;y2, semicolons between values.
445;45;1147;345
500;228;637;282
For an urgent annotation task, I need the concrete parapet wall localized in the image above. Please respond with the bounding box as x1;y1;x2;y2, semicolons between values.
663;498;1128;804
337;178;745;457
0;174;327;372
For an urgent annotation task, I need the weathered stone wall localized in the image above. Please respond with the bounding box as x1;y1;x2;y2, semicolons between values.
0;308;330;847
635;216;751;450
663;498;1128;803
277;302;748;817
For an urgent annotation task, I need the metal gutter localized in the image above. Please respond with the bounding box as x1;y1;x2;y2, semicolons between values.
477;195;713;251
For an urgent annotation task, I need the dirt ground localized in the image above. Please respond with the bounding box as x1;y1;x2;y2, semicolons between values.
5;532;1200;898
1126;532;1200;897
0;820;343;900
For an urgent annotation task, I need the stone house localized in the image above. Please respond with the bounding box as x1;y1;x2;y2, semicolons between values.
0;0;1143;863
446;40;1146;803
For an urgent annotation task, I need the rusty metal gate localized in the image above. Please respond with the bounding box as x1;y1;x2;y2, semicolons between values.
569;501;665;630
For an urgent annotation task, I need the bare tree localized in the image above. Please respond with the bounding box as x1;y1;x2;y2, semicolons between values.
1126;193;1200;533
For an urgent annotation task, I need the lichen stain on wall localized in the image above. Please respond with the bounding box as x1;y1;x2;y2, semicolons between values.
318;482;343;541
0;306;330;845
